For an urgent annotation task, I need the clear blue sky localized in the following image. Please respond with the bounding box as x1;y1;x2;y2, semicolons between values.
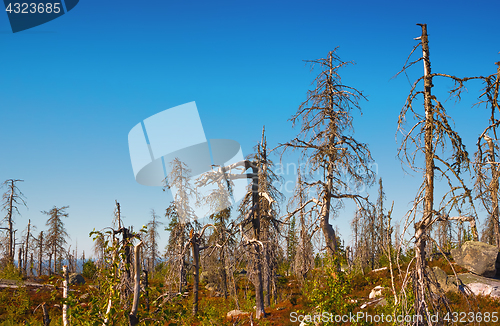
1;0;499;257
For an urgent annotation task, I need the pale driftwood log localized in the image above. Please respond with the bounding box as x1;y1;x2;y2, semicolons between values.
129;241;142;326
62;265;69;326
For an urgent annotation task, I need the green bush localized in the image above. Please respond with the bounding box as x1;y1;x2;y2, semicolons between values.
82;260;97;280
304;257;356;324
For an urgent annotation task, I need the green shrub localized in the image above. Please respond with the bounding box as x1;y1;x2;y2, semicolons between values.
82;260;97;280
304;257;356;324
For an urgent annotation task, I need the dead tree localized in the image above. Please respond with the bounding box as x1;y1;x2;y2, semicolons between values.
42;302;51;326
280;50;376;259
42;206;70;274
197;159;267;318
163;158;200;294
474;62;500;247
190;224;215;316
145;209;162;273
396;24;478;324
38;231;43;276
62;265;69;326
129;241;142;326
1;179;27;263
23;219;31;276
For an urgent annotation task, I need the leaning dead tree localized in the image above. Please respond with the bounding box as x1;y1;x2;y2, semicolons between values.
280;49;376;259
474;61;500;247
396;24;478;324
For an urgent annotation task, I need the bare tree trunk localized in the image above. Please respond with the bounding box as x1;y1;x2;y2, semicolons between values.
18;248;22;274
7;182;15;263
415;23;434;322
38;232;43;276
129;242;142;326
178;256;185;293
48;253;52;276
143;270;149;312
30;253;33;276
484;135;500;248
23;219;30;276
251;165;266;319
42;302;51;326
62;265;69;326
192;234;200;316
103;235;118;326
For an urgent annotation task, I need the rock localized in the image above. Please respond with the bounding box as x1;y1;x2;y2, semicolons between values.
457;273;500;299
429;266;458;293
226;310;249;318
466;283;500;298
200;271;210;284
69;273;85;285
451;241;500;277
79;293;90;301
205;283;217;292
369;286;384;299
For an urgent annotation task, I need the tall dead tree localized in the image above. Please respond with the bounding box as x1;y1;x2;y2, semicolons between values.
1;179;27;264
396;24;477;324
145;209;162;272
281;49;376;259
474;62;500;248
164;158;200;294
288;169;314;280
197;158;267;318
42;206;70;274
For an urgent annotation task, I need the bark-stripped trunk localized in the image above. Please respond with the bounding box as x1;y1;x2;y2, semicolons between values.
129;242;142;326
415;23;434;322
62;265;69;326
103;235;118;326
